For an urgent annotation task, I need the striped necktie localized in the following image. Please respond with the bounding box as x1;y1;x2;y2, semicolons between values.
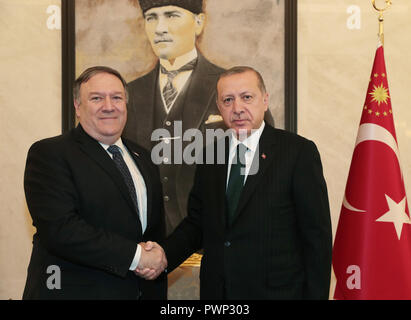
160;58;197;111
107;145;139;213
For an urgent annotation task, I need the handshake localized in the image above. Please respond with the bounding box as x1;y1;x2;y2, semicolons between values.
135;241;168;280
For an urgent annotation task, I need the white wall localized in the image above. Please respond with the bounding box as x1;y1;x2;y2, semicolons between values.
0;0;61;299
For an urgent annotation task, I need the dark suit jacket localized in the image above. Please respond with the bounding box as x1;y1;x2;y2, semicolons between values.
23;125;166;300
123;53;274;235
163;124;332;299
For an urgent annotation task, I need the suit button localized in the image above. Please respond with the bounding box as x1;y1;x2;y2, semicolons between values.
165;121;172;127
224;241;231;247
164;196;170;202
163;176;168;183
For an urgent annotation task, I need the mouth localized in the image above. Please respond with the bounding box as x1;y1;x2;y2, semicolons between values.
232;119;250;126
154;39;173;44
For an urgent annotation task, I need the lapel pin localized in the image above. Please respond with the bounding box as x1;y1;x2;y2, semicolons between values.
261;153;266;160
133;151;140;157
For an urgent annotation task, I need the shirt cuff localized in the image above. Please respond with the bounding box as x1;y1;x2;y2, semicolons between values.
129;244;141;271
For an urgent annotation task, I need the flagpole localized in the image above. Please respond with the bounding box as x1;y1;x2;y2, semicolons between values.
372;0;392;46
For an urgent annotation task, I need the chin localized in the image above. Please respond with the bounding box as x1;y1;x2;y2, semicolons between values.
98;126;122;138
156;49;174;60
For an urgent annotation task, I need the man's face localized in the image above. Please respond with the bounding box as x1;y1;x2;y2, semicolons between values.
144;5;204;62
74;72;127;145
217;71;269;138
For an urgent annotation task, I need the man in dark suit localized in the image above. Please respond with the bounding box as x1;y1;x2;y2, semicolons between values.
123;0;274;235
139;66;332;299
23;66;167;300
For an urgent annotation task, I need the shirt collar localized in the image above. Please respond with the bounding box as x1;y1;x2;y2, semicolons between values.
159;48;198;71
229;121;266;154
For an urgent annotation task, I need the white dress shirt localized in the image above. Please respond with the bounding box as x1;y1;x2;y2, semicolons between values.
100;139;147;271
226;122;266;188
159;48;198;113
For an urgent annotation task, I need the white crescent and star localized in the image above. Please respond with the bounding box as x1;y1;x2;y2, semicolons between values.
376;195;410;240
342;122;410;240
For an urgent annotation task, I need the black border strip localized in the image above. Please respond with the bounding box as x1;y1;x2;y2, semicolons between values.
61;0;75;133
285;0;297;132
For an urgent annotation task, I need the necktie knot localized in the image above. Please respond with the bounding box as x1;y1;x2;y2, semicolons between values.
107;144;121;156
160;58;197;79
234;143;247;168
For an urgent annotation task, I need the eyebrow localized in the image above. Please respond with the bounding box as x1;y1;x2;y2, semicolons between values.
145;10;182;18
164;10;182;15
88;91;124;96
222;91;253;97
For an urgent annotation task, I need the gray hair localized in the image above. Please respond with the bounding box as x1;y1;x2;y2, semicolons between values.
217;66;267;94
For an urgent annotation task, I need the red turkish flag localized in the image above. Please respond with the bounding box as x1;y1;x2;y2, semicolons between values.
332;44;411;299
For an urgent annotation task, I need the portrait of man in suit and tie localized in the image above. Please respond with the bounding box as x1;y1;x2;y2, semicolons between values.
124;0;227;236
123;0;274;236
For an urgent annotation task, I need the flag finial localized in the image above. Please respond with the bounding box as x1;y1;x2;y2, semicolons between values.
372;0;392;46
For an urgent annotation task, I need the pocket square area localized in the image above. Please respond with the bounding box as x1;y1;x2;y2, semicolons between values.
205;114;223;124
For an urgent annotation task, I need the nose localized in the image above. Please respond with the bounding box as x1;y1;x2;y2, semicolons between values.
102;96;115;112
155;16;168;35
232;98;244;115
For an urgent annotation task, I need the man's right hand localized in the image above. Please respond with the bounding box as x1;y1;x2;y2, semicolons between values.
135;241;167;280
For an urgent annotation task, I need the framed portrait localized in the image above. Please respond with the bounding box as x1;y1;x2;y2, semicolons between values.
61;0;297;133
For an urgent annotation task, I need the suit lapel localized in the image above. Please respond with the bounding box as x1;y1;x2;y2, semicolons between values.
73;126;142;227
131;66;158;148
235;126;276;218
182;53;219;133
219;138;230;229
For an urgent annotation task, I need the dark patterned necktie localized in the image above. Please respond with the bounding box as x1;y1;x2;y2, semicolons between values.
107;145;139;212
226;144;247;226
160;58;197;110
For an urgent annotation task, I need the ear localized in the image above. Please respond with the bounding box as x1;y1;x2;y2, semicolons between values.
194;13;205;36
73;98;81;118
263;92;269;111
